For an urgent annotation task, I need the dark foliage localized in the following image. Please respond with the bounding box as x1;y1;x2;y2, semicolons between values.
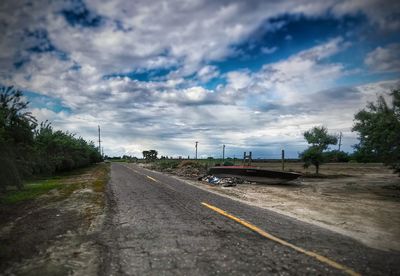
142;150;158;161
352;89;400;173
323;150;350;162
0;87;102;190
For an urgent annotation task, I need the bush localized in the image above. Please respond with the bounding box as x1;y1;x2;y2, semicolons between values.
0;87;102;190
156;160;180;170
323;150;350;162
223;161;234;166
178;160;205;169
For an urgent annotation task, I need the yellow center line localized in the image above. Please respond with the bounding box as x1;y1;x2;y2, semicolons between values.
122;165;159;183
201;202;360;276
146;175;160;183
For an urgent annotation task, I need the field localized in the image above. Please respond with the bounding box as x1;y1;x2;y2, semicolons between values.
148;161;400;252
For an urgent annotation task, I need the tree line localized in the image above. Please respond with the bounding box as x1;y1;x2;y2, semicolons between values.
0;87;102;191
301;89;400;174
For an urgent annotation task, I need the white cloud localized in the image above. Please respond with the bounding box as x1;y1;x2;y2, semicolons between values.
332;0;400;31
244;37;346;105
196;65;220;83
261;46;278;54
365;43;400;72
1;0;400;157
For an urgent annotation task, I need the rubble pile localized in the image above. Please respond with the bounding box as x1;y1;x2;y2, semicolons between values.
175;160;207;178
200;175;250;187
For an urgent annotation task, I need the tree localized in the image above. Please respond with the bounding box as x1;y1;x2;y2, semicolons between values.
300;126;338;174
0;87;103;191
352;89;400;173
0;86;37;190
323;150;350;162
142;150;158;161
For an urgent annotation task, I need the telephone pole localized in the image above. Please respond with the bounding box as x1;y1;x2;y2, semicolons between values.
195;141;198;160
338;132;342;151
222;144;225;161
98;125;102;155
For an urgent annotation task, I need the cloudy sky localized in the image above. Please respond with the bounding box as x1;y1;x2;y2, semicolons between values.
1;0;399;158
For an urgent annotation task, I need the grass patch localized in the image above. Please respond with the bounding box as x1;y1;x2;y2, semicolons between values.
0;180;63;204
0;163;110;205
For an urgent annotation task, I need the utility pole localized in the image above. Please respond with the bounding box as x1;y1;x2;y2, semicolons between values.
195;141;198;160
338;132;342;151
281;149;285;171
222;144;225;161
98;125;102;155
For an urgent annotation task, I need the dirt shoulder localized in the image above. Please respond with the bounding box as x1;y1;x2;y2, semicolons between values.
147;162;400;252
0;163;109;275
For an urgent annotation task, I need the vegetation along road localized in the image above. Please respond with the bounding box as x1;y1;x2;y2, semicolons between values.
103;163;400;275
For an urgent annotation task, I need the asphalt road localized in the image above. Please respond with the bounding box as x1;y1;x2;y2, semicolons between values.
103;163;400;275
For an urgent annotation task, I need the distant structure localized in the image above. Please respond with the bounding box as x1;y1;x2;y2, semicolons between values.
222;144;225;161
243;151;252;166
195;141;198;159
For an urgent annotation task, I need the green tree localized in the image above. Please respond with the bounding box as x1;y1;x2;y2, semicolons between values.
142;150;158;161
323;150;350;162
0;86;37;190
33;121;102;174
352;89;400;173
1;87;103;191
299;126;338;174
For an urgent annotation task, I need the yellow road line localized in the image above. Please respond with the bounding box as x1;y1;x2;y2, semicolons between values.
201;202;360;276
146;175;159;183
121;164;140;174
121;164;164;186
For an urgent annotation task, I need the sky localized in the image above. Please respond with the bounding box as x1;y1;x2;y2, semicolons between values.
1;0;399;158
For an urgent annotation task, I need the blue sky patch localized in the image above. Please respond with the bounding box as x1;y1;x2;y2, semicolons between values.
61;0;104;28
24;91;71;113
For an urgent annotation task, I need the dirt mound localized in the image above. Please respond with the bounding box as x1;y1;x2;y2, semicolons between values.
175;161;207;177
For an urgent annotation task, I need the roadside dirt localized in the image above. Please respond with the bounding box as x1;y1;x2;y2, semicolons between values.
0;164;109;275
149;162;400;252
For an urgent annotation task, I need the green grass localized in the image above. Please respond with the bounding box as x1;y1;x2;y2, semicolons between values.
0;179;63;204
0;164;111;205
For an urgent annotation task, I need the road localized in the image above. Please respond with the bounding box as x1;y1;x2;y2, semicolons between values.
103;163;400;275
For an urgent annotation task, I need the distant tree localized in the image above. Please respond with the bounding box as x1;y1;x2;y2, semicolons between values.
33;121;102;174
142;150;158;161
323;150;350;162
352;89;400;173
299;126;338;174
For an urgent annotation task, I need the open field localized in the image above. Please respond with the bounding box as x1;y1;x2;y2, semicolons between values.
0;163;109;275
147;161;400;252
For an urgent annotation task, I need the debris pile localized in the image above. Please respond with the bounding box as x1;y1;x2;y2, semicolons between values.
200;175;249;187
175;160;207;177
